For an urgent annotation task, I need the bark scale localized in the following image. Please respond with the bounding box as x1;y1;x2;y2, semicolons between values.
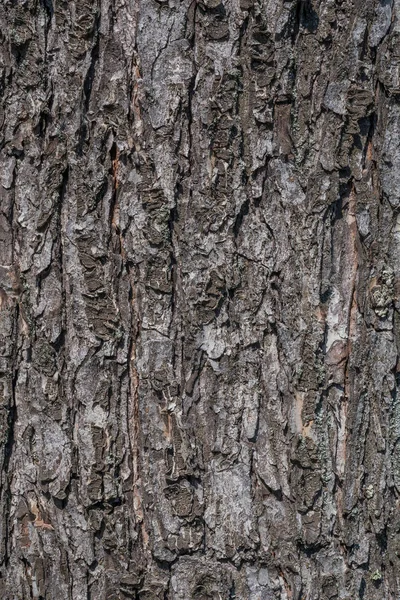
0;0;400;598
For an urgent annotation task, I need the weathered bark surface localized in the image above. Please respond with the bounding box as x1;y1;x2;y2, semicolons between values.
1;0;400;597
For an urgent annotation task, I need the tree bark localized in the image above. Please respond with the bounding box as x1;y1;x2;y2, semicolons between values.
1;0;400;598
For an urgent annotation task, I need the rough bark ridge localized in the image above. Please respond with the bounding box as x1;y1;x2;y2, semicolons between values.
1;0;400;598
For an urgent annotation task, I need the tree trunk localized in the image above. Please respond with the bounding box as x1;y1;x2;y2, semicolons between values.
1;0;400;597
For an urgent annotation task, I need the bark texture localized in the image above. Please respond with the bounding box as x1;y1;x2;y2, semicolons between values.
1;0;400;598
